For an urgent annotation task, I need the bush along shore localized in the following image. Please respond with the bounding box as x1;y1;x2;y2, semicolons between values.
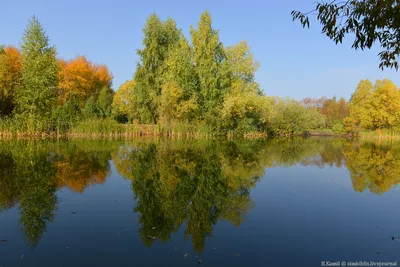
2;13;400;140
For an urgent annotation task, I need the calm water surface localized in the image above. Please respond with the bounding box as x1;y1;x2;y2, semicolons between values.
1;138;400;267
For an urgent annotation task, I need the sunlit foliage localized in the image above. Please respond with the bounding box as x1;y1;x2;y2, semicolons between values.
58;56;113;106
0;46;22;116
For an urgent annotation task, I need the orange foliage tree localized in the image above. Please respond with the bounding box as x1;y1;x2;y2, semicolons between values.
57;56;113;106
321;97;349;127
0;46;22;116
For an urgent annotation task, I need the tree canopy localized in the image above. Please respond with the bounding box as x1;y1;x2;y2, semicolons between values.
292;1;400;69
16;16;59;132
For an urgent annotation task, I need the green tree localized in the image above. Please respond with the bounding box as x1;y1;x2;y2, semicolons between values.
269;98;325;136
221;86;271;135
97;86;114;118
82;95;98;119
225;41;260;84
52;98;82;131
160;35;199;123
16;16;59;132
133;14;180;123
292;1;400;69
190;11;227;125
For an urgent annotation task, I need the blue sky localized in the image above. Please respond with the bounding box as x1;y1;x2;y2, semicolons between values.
2;0;399;100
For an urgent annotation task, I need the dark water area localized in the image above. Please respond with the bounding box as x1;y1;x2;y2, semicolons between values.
1;138;400;267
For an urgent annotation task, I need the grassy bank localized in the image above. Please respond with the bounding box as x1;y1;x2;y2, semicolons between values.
359;129;400;141
0;118;268;139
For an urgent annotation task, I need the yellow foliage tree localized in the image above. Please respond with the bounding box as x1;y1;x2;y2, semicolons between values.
159;81;198;124
345;79;400;133
370;79;400;129
112;79;135;122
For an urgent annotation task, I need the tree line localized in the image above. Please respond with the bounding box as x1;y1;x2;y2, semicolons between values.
0;16;114;133
1;12;398;137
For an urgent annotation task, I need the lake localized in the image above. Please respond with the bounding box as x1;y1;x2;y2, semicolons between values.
0;138;400;267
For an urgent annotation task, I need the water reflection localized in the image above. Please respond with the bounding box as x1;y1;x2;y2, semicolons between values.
120;142;260;252
343;141;400;194
0;138;400;250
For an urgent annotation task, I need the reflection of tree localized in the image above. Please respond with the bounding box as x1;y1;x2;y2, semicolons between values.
317;139;345;168
343;142;400;194
112;144;135;180
55;145;111;193
54;141;115;192
0;140;114;248
17;151;58;248
262;138;325;167
298;138;345;168
0;151;18;210
113;141;262;252
2;138;400;250
0;141;59;248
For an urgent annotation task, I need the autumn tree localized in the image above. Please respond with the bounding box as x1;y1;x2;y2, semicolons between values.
0;46;22;116
292;1;400;69
345;79;400;132
321;97;349;128
16;16;59;132
58;56;113;106
370;79;400;129
220;41;270;134
112;79;136;123
344;80;374;133
159;81;198;125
